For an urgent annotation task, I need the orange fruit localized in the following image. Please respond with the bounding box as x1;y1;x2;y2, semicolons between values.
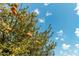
12;10;17;15
26;32;32;37
11;6;16;11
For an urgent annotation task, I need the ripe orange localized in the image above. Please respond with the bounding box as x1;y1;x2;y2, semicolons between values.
11;6;16;11
26;32;32;37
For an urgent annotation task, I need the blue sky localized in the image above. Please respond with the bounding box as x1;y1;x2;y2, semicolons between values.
21;3;79;56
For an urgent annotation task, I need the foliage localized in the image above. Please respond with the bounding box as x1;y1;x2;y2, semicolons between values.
0;3;56;56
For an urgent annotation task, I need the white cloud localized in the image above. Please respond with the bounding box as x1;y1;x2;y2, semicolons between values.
74;3;79;11
60;50;77;56
57;30;63;37
62;43;70;50
75;28;79;37
63;53;68;56
55;37;59;40
74;3;79;15
46;12;52;16
75;44;79;48
74;50;78;54
76;11;79;15
60;38;64;41
55;37;64;41
34;8;40;15
44;3;49;6
38;18;45;23
60;50;63;55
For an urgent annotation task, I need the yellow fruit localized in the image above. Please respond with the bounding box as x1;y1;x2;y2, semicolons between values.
2;22;7;27
6;27;12;31
26;32;32;37
4;30;9;33
18;16;24;21
36;40;40;44
12;47;21;53
2;23;9;28
4;27;12;33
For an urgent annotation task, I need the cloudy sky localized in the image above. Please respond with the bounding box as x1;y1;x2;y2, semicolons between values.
21;3;79;56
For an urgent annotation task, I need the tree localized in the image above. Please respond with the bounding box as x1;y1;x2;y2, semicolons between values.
0;3;56;56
